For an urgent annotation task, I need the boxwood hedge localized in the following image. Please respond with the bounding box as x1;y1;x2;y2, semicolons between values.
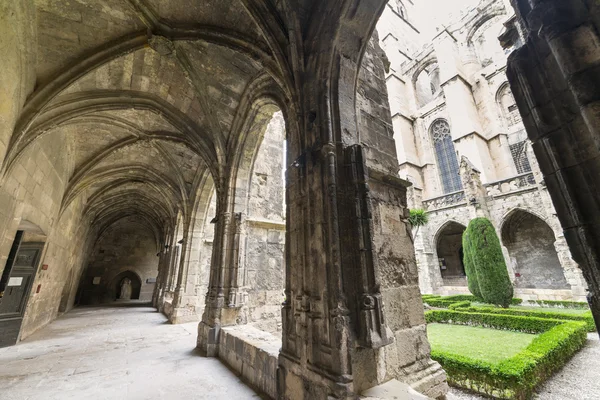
426;310;588;399
422;295;523;309
528;299;590;309
453;305;596;332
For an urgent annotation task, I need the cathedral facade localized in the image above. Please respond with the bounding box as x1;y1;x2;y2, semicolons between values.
377;0;587;301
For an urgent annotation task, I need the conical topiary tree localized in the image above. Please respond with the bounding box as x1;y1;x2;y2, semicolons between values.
462;229;482;300
463;218;513;308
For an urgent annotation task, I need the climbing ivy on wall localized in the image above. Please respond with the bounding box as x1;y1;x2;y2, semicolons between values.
463;218;514;308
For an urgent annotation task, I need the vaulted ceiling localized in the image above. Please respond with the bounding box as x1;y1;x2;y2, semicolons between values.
6;0;385;243
6;0;300;241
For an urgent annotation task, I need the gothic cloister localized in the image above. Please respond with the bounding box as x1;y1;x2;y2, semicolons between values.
0;1;599;399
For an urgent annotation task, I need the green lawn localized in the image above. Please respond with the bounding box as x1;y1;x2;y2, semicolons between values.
427;323;537;364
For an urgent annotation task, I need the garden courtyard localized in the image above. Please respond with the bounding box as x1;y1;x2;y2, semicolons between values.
423;295;599;399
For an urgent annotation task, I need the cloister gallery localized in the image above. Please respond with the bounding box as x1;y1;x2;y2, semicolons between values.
0;0;599;399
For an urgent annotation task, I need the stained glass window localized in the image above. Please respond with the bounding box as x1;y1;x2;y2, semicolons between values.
431;120;462;193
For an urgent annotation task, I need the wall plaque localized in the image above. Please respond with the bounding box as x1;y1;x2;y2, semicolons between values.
7;277;23;286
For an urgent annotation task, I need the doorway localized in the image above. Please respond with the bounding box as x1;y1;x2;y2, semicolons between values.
0;231;44;348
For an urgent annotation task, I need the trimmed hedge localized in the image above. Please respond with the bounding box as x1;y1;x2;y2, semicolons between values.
528;299;590;309
425;310;565;333
448;300;472;310
454;305;596;332
426;310;588;399
422;295;523;309
464;218;514;307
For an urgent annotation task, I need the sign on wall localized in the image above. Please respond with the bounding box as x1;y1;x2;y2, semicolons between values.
7;277;23;287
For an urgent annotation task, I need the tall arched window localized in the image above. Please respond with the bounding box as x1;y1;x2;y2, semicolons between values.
431;119;462;193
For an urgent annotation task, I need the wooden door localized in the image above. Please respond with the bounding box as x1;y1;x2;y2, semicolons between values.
0;243;43;347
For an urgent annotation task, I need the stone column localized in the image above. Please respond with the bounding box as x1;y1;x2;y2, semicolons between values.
506;0;600;331
197;194;247;355
275;7;446;397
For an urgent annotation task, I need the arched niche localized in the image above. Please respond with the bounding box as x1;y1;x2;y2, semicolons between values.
111;270;142;301
501;209;570;289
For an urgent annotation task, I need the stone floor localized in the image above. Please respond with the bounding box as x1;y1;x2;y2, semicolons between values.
1;305;598;400
0;304;262;400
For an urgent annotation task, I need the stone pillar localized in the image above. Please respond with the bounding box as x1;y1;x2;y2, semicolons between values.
152;239;171;309
459;156;490;219
275;5;446;397
506;0;600;331
197;195;247;355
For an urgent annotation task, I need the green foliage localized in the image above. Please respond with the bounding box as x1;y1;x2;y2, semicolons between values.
530;299;590;309
425;310;564;333
408;208;429;227
422;295;522;309
462;229;483;299
464;218;513;308
453;305;596;332
448;300;472;310
425;310;588;399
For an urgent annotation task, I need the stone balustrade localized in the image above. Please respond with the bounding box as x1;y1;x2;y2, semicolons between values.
423;190;467;211
485;172;536;197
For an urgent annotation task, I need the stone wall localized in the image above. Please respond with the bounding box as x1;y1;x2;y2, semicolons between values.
218;325;280;399
0;132;90;340
242;113;285;333
503;211;569;290
78;217;159;304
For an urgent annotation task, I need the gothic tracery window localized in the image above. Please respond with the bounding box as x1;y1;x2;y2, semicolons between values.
509;141;532;174
431;119;462;193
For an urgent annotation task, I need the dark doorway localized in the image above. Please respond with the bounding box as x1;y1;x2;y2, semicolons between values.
0;233;44;348
436;222;467;286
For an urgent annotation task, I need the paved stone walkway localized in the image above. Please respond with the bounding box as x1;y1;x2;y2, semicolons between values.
2;306;598;400
0;305;261;400
447;333;600;400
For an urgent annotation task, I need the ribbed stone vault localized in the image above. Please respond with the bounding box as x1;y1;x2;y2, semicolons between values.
0;1;452;399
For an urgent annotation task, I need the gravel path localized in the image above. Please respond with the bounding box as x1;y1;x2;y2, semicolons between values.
446;333;600;400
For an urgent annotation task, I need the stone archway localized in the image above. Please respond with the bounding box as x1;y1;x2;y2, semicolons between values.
501;210;569;290
435;222;467;286
111;271;142;301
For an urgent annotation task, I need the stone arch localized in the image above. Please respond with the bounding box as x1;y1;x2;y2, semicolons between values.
466;11;507;68
412;57;441;107
495;82;523;129
111;270;142;301
501;209;569;289
434;221;467;285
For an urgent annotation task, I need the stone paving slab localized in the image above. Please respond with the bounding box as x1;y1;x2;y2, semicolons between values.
0;306;262;400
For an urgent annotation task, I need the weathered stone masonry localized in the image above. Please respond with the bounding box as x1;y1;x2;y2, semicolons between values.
2;0;599;399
